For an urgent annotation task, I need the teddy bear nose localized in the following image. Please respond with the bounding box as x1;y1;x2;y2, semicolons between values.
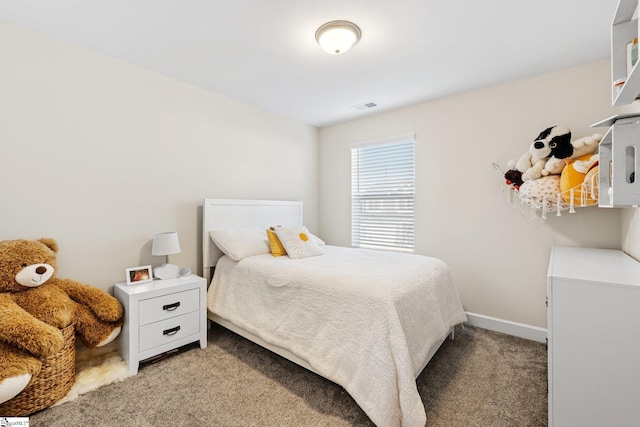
534;141;544;149
35;266;47;275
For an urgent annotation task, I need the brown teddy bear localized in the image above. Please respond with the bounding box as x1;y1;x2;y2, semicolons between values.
0;238;124;405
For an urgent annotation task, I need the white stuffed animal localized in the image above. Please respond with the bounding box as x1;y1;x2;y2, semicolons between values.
542;133;602;176
516;126;572;182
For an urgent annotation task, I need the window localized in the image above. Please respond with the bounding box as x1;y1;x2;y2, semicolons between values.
350;134;415;252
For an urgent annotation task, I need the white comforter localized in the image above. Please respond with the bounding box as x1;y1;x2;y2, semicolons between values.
207;245;466;427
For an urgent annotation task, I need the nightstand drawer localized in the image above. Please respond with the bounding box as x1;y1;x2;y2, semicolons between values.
138;310;200;352
138;288;199;326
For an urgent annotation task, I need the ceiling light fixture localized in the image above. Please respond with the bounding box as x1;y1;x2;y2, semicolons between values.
315;20;361;55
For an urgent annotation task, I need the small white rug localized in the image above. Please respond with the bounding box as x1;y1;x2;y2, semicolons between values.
52;342;132;406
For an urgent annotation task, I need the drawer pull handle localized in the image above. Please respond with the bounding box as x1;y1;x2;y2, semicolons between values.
163;302;181;311
163;326;181;336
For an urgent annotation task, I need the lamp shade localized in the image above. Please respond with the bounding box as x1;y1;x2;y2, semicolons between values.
315;20;361;55
152;232;181;256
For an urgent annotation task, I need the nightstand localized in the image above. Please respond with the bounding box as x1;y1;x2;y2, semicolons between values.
114;275;207;375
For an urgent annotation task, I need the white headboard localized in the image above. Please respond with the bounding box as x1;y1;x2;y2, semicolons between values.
202;198;303;282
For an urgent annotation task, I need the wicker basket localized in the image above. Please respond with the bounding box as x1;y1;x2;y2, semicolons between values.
0;323;76;416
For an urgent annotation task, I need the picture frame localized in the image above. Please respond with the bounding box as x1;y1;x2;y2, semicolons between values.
125;265;153;286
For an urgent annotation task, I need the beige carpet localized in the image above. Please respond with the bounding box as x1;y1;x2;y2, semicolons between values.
29;324;547;426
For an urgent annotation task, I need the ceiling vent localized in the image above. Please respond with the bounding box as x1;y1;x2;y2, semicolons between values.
352;101;378;110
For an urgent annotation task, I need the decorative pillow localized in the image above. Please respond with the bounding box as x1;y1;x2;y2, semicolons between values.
209;228;270;262
273;226;324;259
518;175;568;211
270;226;325;246
560;155;599;206
266;228;287;257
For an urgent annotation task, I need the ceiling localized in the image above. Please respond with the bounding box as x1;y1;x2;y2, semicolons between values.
0;0;620;127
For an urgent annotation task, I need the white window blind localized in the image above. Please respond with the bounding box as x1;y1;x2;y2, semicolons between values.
351;135;415;252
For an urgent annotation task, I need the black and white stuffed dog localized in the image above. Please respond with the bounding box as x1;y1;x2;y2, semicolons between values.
536;126;574;158
514;126;572;182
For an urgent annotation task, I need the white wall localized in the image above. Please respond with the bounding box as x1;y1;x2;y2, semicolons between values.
319;59;623;329
0;20;319;293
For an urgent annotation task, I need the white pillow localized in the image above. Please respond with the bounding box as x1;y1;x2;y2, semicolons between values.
311;233;325;246
274;226;324;259
209;229;270;262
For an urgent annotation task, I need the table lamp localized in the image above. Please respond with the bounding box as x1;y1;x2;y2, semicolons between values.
151;232;181;279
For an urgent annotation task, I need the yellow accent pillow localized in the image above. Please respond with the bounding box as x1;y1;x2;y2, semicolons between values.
273;226;324;259
560;154;599;206
266;228;287;257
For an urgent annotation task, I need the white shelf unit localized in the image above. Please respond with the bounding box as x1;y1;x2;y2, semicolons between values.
547;246;640;427
591;0;640;207
612;0;640;105
592;113;640;207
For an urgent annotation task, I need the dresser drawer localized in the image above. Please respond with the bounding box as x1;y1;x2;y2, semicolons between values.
138;310;200;352
138;288;199;326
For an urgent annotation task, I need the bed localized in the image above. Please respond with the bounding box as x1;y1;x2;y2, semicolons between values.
203;198;467;427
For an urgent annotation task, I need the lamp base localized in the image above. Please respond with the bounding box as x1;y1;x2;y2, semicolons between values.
153;263;180;280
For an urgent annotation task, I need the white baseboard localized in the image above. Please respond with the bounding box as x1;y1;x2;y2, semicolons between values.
464;312;547;343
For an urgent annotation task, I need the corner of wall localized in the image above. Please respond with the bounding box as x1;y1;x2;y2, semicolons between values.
621;207;640;261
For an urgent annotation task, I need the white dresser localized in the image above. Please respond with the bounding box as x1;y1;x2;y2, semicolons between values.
547;246;640;427
114;275;207;375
